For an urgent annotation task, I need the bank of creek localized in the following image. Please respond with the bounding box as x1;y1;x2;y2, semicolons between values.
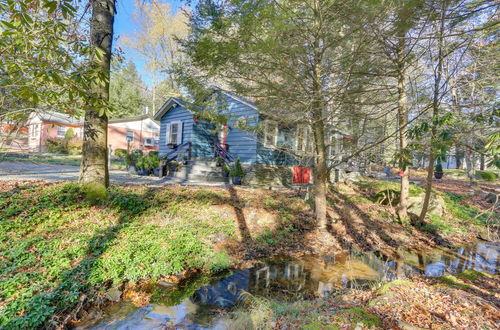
74;241;499;329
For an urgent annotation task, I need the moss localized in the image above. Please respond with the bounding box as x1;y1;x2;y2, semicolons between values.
438;275;474;290
376;279;412;294
456;269;490;281
82;182;109;204
304;321;339;330
341;308;382;327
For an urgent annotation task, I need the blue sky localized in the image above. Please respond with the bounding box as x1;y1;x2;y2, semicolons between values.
113;0;183;86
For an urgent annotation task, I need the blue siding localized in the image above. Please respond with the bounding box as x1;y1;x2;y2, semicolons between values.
223;96;259;163
158;105;194;157
256;124;301;166
192;120;216;158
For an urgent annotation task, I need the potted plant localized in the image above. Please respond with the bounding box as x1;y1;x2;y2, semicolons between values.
168;160;179;175
229;158;244;185
149;152;160;176
434;161;444;179
222;163;230;178
216;156;223;167
125;152;137;173
136;155;149;176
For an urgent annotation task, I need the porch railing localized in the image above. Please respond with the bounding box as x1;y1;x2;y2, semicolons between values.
159;142;192;177
214;141;234;166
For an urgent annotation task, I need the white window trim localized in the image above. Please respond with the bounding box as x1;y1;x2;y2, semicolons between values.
126;130;134;142
56;126;67;138
30;124;39;138
263;120;278;148
166;121;183;145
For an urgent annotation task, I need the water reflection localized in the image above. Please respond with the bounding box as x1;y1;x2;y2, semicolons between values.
75;242;499;329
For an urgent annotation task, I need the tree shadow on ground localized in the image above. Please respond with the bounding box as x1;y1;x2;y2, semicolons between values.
326;188;453;257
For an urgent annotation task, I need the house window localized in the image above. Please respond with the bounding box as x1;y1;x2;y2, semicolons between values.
57;126;67;138
263;120;278;147
296;126;313;154
126;130;134;142
30;124;39;138
328;133;342;160
166;121;183;145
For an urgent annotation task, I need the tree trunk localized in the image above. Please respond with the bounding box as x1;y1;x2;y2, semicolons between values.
395;33;409;223
79;0;116;188
455;145;463;169
312;119;328;230
419;2;446;223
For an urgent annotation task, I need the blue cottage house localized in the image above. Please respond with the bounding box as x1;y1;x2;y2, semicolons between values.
153;90;344;185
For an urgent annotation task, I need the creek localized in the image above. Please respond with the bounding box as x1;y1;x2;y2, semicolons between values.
74;241;499;329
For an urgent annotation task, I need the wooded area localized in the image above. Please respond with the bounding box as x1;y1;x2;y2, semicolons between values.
0;0;498;329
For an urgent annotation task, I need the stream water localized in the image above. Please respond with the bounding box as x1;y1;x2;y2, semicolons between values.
74;242;499;329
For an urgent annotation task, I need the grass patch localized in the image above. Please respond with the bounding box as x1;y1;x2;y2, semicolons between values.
0;183;238;328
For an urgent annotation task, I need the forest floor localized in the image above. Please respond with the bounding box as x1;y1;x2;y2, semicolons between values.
0;178;498;328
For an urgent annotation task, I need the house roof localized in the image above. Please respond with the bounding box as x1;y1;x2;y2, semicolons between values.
109;114;159;125
153;97;185;121
210;87;259;111
33;111;83;126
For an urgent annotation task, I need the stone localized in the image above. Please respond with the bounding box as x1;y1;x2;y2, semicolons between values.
158;281;176;289
485;193;498;204
407;192;446;217
105;287;122;302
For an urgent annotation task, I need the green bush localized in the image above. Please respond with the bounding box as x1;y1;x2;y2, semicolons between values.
476;170;498;181
125;152;137;167
45;138;66;153
136;155;146;170
373;189;400;206
230;158;244;177
67;139;82;155
45;129;81;154
435;162;443;172
148;152;160;169
114;149;128;158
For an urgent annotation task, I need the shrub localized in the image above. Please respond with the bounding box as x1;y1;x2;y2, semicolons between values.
45;138;65;153
114;149;128;158
476;170;498;181
373;189;399;206
125;152;137;167
435;162;443;173
64;127;75;139
148;152;160;169
67;139;82;155
230;158;244;177
136;155;146;170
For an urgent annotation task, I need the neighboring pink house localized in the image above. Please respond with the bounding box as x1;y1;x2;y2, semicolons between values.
27;111;84;152
108;115;160;154
23;111;159;154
